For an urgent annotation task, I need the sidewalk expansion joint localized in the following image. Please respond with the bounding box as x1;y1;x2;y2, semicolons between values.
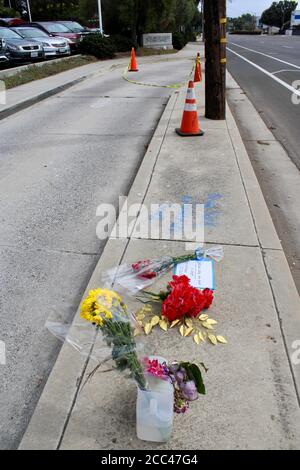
0;243;99;257
227;117;300;407
129;236;268;250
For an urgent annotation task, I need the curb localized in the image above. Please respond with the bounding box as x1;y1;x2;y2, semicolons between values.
0;73;94;121
0;55;82;80
18;91;178;450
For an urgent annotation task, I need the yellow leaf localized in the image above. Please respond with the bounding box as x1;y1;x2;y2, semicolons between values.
198;331;205;342
217;335;228;344
159;319;168;331
185;318;193;328
184;326;194;337
151;315;160;326
170;320;180;328
202;321;214;330
136;313;145;320
193;334;200;345
179;325;185;336
134;328;140;337
206;318;217;325
144;323;152;335
208;334;217;345
199;314;209;321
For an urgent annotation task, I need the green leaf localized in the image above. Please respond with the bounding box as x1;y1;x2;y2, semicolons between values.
187;363;206;395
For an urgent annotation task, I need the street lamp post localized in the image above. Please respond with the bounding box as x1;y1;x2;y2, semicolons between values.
97;0;103;33
27;0;32;22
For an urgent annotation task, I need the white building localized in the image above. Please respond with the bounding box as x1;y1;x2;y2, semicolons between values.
291;10;300;27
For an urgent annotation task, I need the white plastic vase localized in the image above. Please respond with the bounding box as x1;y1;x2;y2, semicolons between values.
136;356;174;442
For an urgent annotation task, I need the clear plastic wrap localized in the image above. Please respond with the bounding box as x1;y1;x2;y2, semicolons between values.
46;288;148;389
101;245;224;294
102;256;173;294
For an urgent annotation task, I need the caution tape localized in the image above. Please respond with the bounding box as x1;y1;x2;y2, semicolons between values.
122;60;195;89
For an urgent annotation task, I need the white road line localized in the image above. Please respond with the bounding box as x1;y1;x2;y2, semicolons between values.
272;69;300;75
227;47;300;97
228;41;300;70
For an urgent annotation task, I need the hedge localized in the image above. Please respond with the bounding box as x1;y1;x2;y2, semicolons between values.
79;34;116;59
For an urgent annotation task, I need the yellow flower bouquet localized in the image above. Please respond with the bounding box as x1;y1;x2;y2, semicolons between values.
80;288;147;390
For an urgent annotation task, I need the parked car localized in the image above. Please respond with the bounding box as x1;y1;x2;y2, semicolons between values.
54;21;91;36
0;37;9;64
27;22;82;51
0;18;26;27
11;26;70;58
0;27;44;62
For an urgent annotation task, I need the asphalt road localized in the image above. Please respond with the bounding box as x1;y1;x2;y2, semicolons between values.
227;35;300;293
227;34;300;169
0;55;192;449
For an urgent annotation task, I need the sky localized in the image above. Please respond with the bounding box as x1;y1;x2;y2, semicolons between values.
227;0;279;17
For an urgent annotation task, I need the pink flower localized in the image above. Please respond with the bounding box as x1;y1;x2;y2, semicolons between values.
145;358;169;380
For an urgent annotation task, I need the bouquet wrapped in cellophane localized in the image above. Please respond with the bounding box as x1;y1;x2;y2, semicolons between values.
80;288;147;389
102;245;224;294
47;288;148;390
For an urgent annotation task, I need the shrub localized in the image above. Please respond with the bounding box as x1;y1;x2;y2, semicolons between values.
110;34;137;52
79;34;116;59
185;30;197;42
172;32;187;50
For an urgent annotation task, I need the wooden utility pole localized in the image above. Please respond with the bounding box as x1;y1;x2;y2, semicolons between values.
204;0;226;120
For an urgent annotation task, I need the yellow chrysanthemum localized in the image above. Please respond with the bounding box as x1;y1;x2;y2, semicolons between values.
80;288;122;326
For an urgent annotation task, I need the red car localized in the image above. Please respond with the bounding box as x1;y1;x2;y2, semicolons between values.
26;22;82;51
0;17;26;27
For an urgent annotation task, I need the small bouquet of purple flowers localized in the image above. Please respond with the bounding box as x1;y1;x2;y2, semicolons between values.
144;357;207;414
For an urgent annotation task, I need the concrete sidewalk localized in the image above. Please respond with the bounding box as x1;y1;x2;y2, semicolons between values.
19;43;300;450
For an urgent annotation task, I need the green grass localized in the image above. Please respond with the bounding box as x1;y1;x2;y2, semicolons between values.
3;55;97;89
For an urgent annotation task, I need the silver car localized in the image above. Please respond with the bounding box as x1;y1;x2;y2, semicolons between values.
0;27;44;62
12;26;70;58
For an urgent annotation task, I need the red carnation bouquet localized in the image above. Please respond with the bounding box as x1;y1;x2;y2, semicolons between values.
137;275;214;322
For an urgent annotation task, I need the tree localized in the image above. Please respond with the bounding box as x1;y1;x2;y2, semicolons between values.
261;1;298;29
0;0;18;16
102;0;200;42
230;13;257;31
78;0;97;24
3;0;201;39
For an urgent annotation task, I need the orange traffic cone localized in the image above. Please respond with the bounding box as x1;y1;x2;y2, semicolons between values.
129;47;139;72
175;81;204;137
194;52;202;83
